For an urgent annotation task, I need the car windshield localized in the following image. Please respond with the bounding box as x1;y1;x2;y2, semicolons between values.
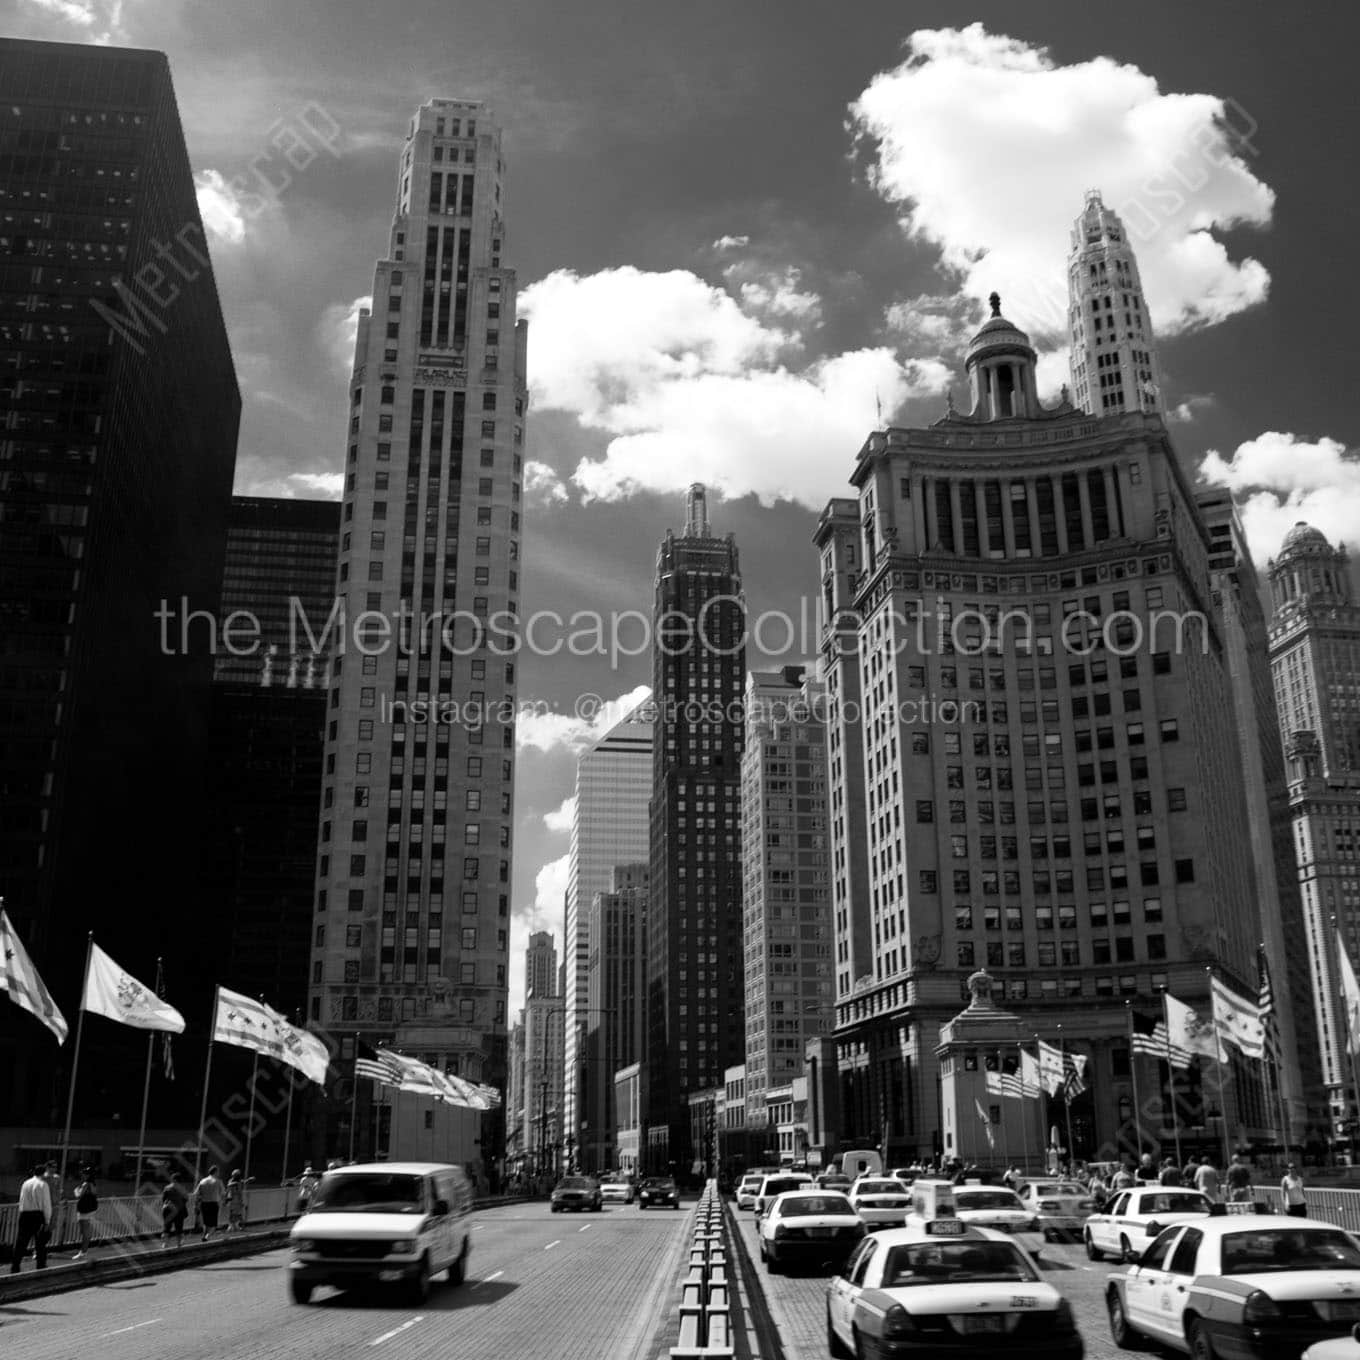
644;1178;675;1190
780;1195;853;1217
763;1179;804;1195
558;1177;595;1190
1221;1229;1360;1275
882;1240;1040;1287
957;1191;1025;1210
856;1181;902;1195
1140;1193;1208;1214
741;1177;762;1189
309;1173;423;1213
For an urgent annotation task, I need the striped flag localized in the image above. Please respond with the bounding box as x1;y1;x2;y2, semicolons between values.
1257;947;1283;1067
355;1057;396;1086
985;1069;1003;1097
1210;976;1266;1060
0;907;68;1043
1063;1052;1088;1103
1000;1055;1024;1099
1020;1049;1043;1098
1130;1008;1167;1058
1037;1040;1064;1096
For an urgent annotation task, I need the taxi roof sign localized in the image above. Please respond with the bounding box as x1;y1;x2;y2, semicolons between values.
910;1178;958;1222
925;1219;968;1235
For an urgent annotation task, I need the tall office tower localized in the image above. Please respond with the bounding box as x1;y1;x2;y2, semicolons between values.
1198;492;1319;1142
820;295;1268;1162
206;497;340;1024
0;39;240;1124
585;862;649;1171
563;703;652;1176
525;930;558;1000
1267;523;1360;1141
1067;190;1163;418
739;666;834;1126
506;1014;526;1166
309;100;528;1143
646;484;746;1173
523;993;564;1173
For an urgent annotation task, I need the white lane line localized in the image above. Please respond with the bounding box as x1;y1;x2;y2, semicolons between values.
370;1317;424;1346
100;1319;164;1338
579;1223;592;1232
545;1239;561;1250
472;1269;505;1288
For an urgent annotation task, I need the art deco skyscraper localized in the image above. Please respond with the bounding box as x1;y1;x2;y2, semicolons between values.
525;930;558;1000
646;485;746;1172
1067;190;1163;418
309;100;527;1120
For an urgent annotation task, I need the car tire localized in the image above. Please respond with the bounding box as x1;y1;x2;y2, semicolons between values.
1107;1289;1143;1349
448;1238;468;1287
767;1249;782;1275
1085;1231;1103;1261
1189;1320;1215;1360
409;1254;431;1305
289;1276;313;1305
852;1324;868;1360
1042;1228;1054;1242
1120;1234;1137;1264
828;1304;851;1359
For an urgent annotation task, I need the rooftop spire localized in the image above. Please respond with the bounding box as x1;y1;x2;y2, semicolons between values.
685;483;710;537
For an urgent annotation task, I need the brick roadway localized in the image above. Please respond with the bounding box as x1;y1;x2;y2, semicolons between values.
732;1210;1128;1360
0;1198;693;1360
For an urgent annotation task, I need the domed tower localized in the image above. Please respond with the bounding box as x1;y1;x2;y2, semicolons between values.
1268;521;1353;614
965;293;1042;420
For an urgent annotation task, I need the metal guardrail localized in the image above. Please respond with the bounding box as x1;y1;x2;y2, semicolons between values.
1253;1185;1360;1231
671;1180;734;1360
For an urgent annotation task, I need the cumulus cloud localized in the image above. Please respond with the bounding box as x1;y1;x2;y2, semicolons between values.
850;24;1275;340
1167;394;1217;424
21;0;128;43
725;264;823;325
508;853;569;1019
1199;432;1360;563
288;471;344;496
194;169;250;246
543;795;576;834
884;293;979;353
515;684;652;756
523;460;571;506
713;234;750;250
519;266;949;508
316;295;371;376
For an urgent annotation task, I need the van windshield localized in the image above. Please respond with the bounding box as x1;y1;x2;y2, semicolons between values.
310;1173;424;1213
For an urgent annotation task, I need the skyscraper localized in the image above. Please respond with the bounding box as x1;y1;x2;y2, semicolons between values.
308;100;528;1129
821;296;1268;1161
563;703;652;1174
0;39;240;1124
646;485;746;1171
739;666;834;1126
1067;190;1163;418
1267;523;1360;1140
525;930;558;1000
523;993;564;1174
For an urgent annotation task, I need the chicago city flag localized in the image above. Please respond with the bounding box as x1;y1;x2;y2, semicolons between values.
1163;993;1218;1069
83;943;185;1032
1209;976;1265;1061
0;907;68;1043
212;986;330;1085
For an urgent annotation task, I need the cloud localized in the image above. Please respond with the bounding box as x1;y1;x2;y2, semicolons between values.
523;460;570;506
516;684;652;757
194;170;250;246
20;0;128;43
543;795;576;834
1199;432;1360;562
288;472;344;496
726;264;823;325
508;853;569;1020
519;266;949;508
316;295;371;376
1167;394;1217;424
850;24;1275;340
713;234;750;250
884;293;980;353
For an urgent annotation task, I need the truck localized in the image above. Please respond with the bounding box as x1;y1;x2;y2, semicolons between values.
839;1149;884;1179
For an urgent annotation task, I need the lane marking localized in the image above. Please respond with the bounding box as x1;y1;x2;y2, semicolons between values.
100;1319;164;1338
545;1239;561;1250
579;1224;592;1232
472;1269;505;1287
371;1317;424;1346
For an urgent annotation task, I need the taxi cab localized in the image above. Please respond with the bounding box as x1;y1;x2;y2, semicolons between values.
1015;1179;1096;1238
1084;1186;1212;1262
826;1181;1082;1360
949;1185;1045;1261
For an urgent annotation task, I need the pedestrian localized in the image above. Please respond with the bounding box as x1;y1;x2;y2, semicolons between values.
1226;1155;1253;1204
161;1172;188;1249
10;1163;52;1274
196;1164;223;1241
296;1164;319;1214
1158;1158;1183;1186
73;1166;99;1260
1136;1153;1157;1184
1193;1156;1221;1203
226;1170;249;1231
1281;1163;1307;1217
1113;1162;1136;1190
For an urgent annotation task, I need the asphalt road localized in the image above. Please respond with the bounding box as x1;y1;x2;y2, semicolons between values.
0;1199;692;1360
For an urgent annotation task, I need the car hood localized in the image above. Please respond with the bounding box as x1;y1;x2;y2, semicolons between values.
291;1211;426;1238
1207;1270;1360;1301
876;1281;1062;1313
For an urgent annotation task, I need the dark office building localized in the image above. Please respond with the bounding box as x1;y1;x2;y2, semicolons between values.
646;484;746;1174
205;497;339;1023
0;39;240;1125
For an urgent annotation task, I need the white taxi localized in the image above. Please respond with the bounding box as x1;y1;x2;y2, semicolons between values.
599;1174;634;1204
848;1176;914;1229
826;1217;1084;1360
949;1185;1045;1260
756;1189;865;1274
1015;1179;1096;1238
754;1171;814;1217
1083;1186;1211;1262
737;1173;766;1211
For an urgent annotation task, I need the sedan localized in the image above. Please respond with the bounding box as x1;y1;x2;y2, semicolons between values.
599;1176;633;1204
637;1177;680;1210
1084;1187;1211;1262
848;1176;913;1230
737;1173;765;1211
1016;1179;1096;1239
951;1186;1045;1260
755;1173;814;1217
1107;1212;1360;1359
757;1191;865;1274
550;1176;602;1213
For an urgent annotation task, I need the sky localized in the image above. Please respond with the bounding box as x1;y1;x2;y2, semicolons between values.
12;0;1360;1022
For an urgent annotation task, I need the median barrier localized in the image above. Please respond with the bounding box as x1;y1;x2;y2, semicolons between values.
669;1179;734;1360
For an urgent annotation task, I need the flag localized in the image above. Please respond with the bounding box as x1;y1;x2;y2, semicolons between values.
1063;1052;1088;1103
1037;1039;1064;1096
1337;931;1360;1056
1164;993;1218;1070
157;962;175;1080
985;1069;1003;1096
1020;1049;1043;1098
1000;1055;1024;1099
1210;976;1266;1061
212;987;329;1085
1257;947;1283;1068
975;1097;995;1150
82;943;185;1032
0;908;68;1043
1129;1008;1167;1058
279;1017;331;1086
472;1083;501;1107
355;1057;396;1086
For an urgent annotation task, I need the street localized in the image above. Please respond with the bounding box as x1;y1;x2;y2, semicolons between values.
735;1212;1131;1360
0;1199;691;1360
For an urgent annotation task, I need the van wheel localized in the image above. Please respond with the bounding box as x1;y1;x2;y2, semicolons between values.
448;1238;468;1287
409;1254;431;1304
289;1277;313;1305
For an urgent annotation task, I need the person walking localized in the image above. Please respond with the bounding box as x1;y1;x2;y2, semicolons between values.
1113;1162;1136;1191
296;1165;320;1214
161;1173;188;1249
1158;1157;1183;1186
1281;1163;1307;1217
10;1164;52;1273
72;1166;99;1260
1193;1156;1221;1203
195;1165;223;1241
1226;1154;1253;1204
226;1170;250;1232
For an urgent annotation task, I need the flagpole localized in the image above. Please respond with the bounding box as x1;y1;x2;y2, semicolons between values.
281;1061;295;1188
1161;989;1184;1165
133;957;161;1197
1205;966;1232;1168
1337;919;1360;1167
193;987;219;1193
1059;1024;1076;1168
349;1032;359;1162
1015;1045;1033;1171
995;1050;1012;1169
58;932;94;1190
1126;1002;1146;1162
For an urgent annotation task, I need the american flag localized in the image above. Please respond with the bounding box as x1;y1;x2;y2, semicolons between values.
1129;1006;1202;1067
1062;1051;1088;1103
355;1046;403;1088
1258;946;1283;1067
1000;1055;1024;1099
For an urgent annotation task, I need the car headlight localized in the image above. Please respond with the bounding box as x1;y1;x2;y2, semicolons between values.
292;1238;316;1253
389;1238;420;1255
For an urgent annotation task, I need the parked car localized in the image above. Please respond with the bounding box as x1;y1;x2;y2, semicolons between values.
754;1172;814;1217
599;1174;634;1204
1015;1178;1095;1239
637;1176;680;1209
1084;1186;1211;1262
757;1190;865;1274
1107;1212;1360;1358
550;1176;602;1213
847;1176;913;1230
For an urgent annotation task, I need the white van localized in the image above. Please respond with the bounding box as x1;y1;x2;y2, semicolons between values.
287;1161;473;1304
840;1149;883;1179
